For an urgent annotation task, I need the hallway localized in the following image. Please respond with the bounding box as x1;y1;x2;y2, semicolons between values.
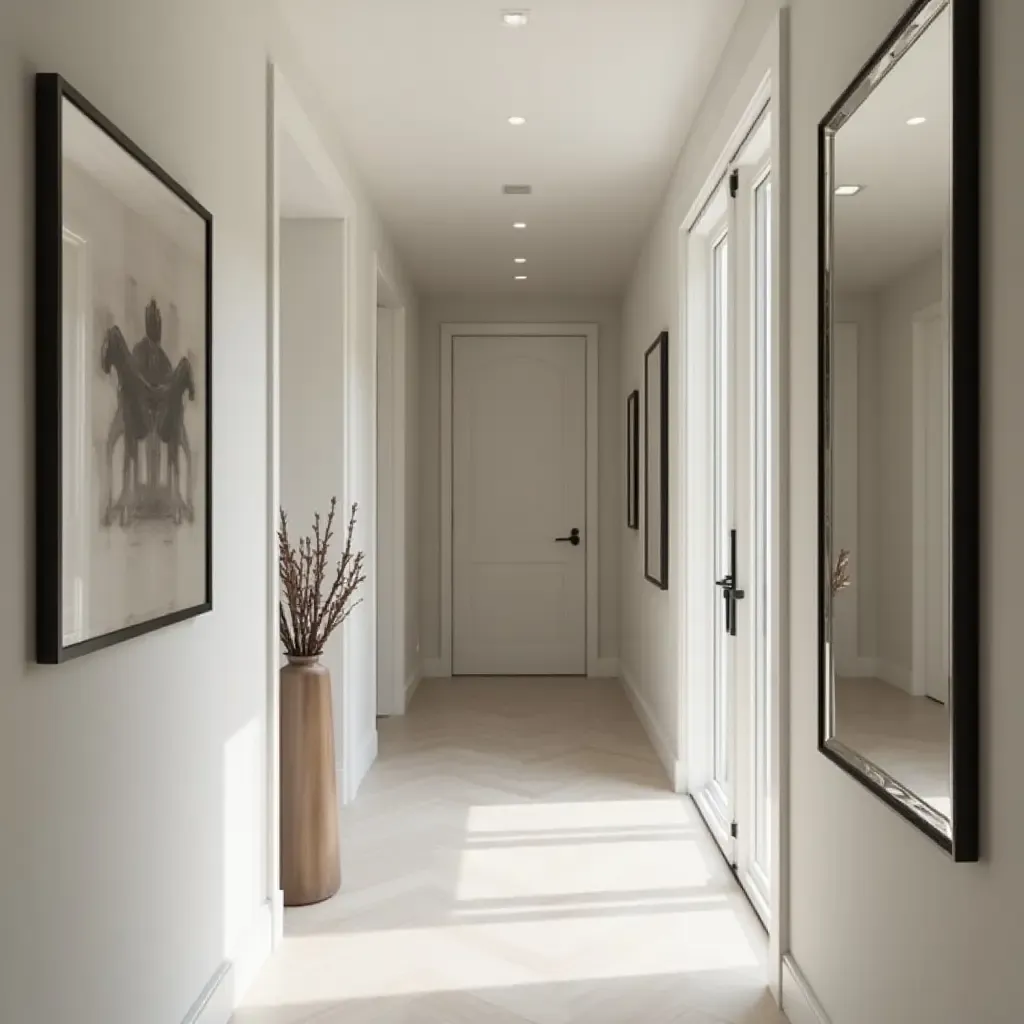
236;679;782;1024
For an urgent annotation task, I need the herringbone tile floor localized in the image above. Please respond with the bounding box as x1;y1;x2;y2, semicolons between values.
235;677;785;1023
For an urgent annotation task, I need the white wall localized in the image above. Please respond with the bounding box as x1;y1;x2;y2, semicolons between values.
280;219;348;758
620;0;782;770
0;0;271;1020
418;295;621;669
0;2;417;1021
874;252;942;682
271;54;419;793
788;0;1024;1021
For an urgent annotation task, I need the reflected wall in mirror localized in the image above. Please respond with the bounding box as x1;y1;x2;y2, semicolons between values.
818;0;978;859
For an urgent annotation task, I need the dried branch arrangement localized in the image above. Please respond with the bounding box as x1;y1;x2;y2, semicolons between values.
279;498;366;658
831;548;852;596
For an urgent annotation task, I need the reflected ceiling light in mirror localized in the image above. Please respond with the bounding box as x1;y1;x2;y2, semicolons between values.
906;116;927;125
515;275;528;280
507;116;527;126
514;258;526;263
834;184;863;196
513;222;527;228
502;10;529;27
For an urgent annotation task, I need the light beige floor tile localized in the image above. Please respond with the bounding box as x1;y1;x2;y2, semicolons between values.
234;678;784;1024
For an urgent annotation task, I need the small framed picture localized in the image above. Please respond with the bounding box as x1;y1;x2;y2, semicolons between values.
644;332;668;589
626;389;639;530
36;74;213;663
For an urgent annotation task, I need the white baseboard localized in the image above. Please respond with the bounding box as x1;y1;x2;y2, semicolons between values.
781;955;830;1024
589;657;620;678
350;728;378;801
837;657;914;695
271;887;284;947
878;659;913;694
405;665;423;708
836;656;878;679
422;657;446;679
620;670;684;792
182;899;273;1024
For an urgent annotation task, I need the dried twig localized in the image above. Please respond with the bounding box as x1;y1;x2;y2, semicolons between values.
279;499;366;658
831;548;852;596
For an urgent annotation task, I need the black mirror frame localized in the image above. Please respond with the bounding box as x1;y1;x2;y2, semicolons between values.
644;332;669;589
817;0;980;861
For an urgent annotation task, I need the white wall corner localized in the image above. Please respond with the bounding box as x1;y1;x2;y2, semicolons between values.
405;664;423;708
271;887;285;948
181;900;274;1024
620;671;684;792
589;656;621;679
422;657;447;679
781;955;831;1024
346;727;378;802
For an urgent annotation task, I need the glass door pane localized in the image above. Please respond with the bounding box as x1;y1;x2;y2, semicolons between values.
751;171;773;891
712;232;733;803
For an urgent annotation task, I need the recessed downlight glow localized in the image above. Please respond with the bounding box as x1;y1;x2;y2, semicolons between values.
502;10;529;27
834;184;863;196
508;115;527;126
906;116;927;126
513;222;527;229
514;258;527;264
515;275;528;280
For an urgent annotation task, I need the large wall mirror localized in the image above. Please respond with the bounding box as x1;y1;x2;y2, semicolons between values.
818;0;979;859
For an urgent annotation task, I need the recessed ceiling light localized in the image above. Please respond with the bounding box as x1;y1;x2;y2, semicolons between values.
513;222;527;229
834;184;863;196
508;115;527;126
906;116;927;126
515;275;528;280
514;258;527;264
502;10;529;27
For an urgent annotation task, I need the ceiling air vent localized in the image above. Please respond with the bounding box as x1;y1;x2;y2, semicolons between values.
502;184;532;195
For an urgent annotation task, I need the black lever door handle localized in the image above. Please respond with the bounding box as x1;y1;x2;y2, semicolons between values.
555;528;581;546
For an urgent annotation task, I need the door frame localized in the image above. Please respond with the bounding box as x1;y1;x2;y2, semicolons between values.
438;323;602;678
677;13;789;997
911;300;949;700
374;262;409;716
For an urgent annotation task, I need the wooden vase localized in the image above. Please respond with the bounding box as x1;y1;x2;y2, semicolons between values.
280;656;341;906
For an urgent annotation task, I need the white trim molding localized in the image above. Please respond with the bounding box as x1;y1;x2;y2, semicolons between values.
439;322;601;678
781;955;831;1024
405;664;423;707
621;670;684;792
182;900;274;1024
343;727;379;803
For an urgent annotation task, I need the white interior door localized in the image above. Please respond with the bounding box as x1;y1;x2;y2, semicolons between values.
690;119;774;930
452;335;587;675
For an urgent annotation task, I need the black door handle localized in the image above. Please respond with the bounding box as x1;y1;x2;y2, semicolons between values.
716;531;745;636
555;527;581;546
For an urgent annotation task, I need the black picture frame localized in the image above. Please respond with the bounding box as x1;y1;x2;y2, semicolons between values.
644;332;668;589
626;389;639;530
816;0;979;860
36;74;214;664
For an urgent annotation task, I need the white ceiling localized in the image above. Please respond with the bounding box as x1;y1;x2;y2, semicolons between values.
832;7;950;295
280;0;744;296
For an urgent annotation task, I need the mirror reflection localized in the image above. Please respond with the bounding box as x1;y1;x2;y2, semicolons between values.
827;2;951;817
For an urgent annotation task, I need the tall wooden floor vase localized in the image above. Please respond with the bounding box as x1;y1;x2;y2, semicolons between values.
280;657;341;906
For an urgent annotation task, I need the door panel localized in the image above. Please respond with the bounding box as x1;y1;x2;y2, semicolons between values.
452;336;586;675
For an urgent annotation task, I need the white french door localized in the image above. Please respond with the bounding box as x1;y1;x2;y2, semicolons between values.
690;114;774;927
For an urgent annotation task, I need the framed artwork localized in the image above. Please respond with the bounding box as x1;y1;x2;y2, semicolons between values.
626;389;639;529
36;74;213;663
644;331;668;589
